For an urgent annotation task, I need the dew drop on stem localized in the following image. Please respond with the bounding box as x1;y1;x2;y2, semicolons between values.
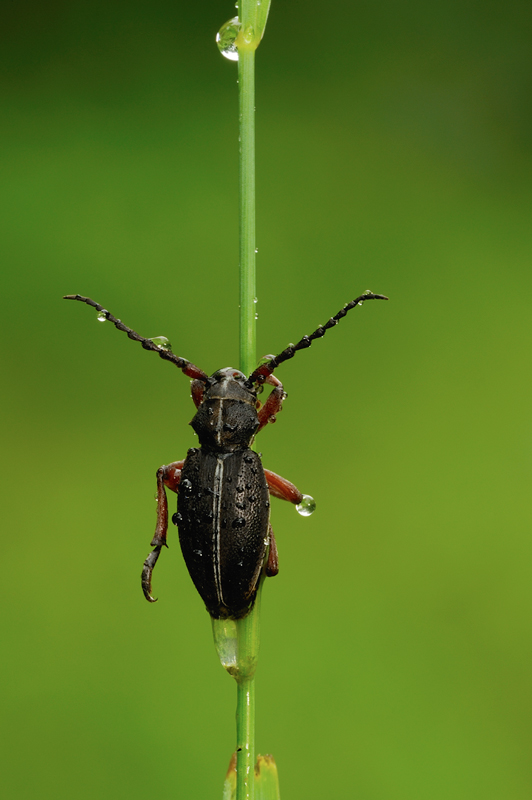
216;16;241;61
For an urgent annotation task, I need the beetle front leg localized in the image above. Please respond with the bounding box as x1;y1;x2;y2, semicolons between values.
190;379;205;409
142;460;184;602
256;374;287;433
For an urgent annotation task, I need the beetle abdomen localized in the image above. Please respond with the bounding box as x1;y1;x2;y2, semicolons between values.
177;448;270;619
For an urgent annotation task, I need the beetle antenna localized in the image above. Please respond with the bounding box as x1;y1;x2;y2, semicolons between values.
248;291;388;383
63;295;209;383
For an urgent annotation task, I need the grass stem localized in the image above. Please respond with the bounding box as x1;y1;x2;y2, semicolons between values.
238;44;256;377
237;5;257;796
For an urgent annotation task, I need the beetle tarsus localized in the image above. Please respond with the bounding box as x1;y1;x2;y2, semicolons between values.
142;546;162;602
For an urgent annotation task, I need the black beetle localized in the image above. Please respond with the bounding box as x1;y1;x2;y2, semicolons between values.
64;291;387;618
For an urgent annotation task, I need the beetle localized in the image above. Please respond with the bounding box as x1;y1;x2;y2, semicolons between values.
64;291;387;618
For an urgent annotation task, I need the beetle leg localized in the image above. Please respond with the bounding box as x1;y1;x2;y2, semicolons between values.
265;525;279;577
257;374;287;432
191;379;205;409
159;460;184;496
141;547;163;603
264;469;304;505
142;460;185;603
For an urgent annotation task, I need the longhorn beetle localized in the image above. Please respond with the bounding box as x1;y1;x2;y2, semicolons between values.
64;291;387;619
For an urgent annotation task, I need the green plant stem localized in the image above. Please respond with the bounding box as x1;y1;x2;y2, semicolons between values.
238;41;256;377
237;7;257;796
234;580;262;800
236;677;255;792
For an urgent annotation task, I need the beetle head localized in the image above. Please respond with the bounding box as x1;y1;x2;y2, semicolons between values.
209;367;248;386
206;367;258;400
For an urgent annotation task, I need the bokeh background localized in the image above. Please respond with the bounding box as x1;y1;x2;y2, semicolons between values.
2;1;532;798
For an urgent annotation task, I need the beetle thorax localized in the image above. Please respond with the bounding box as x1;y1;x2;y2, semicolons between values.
190;368;259;451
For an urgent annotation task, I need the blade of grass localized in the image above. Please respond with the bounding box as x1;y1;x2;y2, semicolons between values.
254;755;281;800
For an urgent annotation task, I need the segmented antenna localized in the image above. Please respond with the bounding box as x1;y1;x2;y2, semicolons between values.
63;295;209;383
248;291;388;383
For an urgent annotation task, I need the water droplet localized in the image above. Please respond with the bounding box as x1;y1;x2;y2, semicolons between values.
216;16;241;61
357;301;364;306
364;289;373;295
296;494;316;517
254;296;258;303
242;24;254;44
255;248;259;254
255;312;259;320
172;512;182;526
193;549;203;557
97;310;107;322
149;336;172;351
257;354;274;367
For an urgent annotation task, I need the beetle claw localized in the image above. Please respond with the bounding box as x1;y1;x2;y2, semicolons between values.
142;546;162;602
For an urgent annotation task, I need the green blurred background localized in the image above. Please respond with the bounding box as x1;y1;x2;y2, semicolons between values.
2;1;531;797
